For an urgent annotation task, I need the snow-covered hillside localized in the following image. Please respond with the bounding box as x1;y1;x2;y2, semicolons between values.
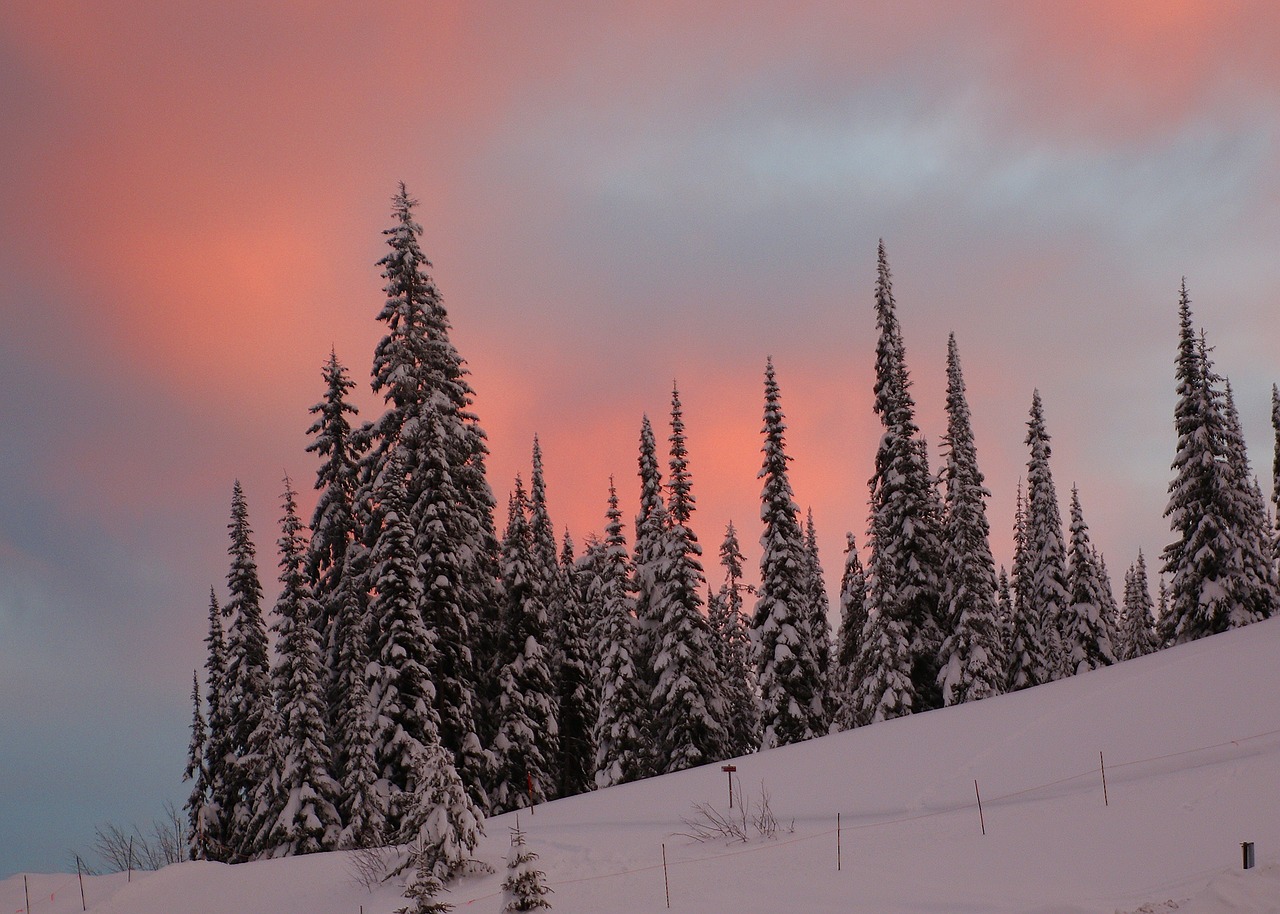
9;618;1280;914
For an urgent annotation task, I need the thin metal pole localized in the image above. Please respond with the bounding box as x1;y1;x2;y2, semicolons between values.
127;835;134;882
837;813;842;871
77;855;86;911
1100;751;1109;807
662;843;671;909
974;780;986;835
24;874;30;914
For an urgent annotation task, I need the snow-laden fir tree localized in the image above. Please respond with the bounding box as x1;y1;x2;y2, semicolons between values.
500;820;553;912
1022;392;1070;683
491;478;559;812
1118;552;1158;661
256;477;341;857
193;588;232;860
1006;482;1045;691
1273;384;1280;560
359;184;502;778
936;334;1004;707
413;413;490;812
554;529;597;798
221;481;275;861
397;739;483;882
631;415;667;700
995;568;1014;670
709;521;760;757
1219;378;1279;620
183;670;209;861
332;579;384;849
855;244;946;723
367;453;440;837
650;384;729;772
304;350;362;717
752;359;827;747
802;509;833;724
1161;285;1275;642
592;479;650;788
831;533;867;731
1061;485;1117;674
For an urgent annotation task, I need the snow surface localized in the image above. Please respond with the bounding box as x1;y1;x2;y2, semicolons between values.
9;618;1280;913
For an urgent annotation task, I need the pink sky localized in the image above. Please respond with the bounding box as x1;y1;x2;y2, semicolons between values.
1;1;1278;876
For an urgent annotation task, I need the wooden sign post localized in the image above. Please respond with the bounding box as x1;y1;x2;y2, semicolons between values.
721;764;738;808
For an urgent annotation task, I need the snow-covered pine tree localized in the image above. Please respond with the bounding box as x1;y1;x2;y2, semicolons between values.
257;477;342;857
936;334;1004;707
1161;285;1270;643
1006;482;1045;691
1061;486;1117;674
221;481;275;861
1273;384;1280;561
592;479;650;788
366;453;440;838
397;739;483;879
360;184;502;775
195;587;233;861
855;243;945;723
412;413;490;813
183;670;209;861
500;820;553;912
831;533;867;732
554;529;596;798
802;509;833;725
491;478;559;813
650;384;728;772
1119;552;1158;661
711;522;760;757
996;568;1014;671
1022;391;1070;683
1219;379;1279;621
332;577;384;849
631;415;667;699
304;350;362;709
752;359;827;747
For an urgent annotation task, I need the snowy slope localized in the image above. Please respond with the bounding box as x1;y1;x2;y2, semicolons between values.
8;618;1280;914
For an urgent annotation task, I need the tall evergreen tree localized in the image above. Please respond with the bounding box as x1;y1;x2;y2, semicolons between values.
1022;392;1070;683
650;384;728;772
413;414;490;812
711;522;760;757
1161;284;1273;642
855;243;945;723
752;359;827;746
360;184;502;770
221;481;275;861
305;350;362;694
492;478;559;812
555;528;597;798
1219;379;1279;621
1006;482;1045;691
631;415;667;697
366;454;440;837
936;334;1004;706
196;587;233;861
1062;486;1117;673
1273;384;1280;560
1119;552;1158;661
183;670;209;861
592;479;650;788
258;477;341;857
995;568;1014;671
831;533;867;731
802;509;833;724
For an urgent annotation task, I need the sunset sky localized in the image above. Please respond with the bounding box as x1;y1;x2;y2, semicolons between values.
2;2;1279;877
